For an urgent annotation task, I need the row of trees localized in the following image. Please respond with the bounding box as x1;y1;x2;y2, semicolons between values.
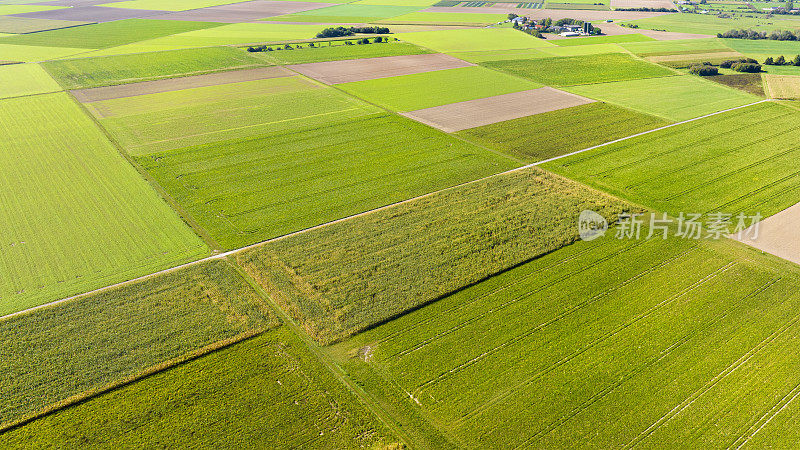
764;55;800;65
246;37;390;52
717;28;800;40
315;26;390;39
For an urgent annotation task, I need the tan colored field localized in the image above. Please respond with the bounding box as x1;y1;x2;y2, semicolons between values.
732;202;800;265
287;53;473;84
765;74;800;100
601;22;714;39
152;0;336;23
646;50;743;63
71;66;293;102
401;87;594;133
611;0;675;9
423;6;671;20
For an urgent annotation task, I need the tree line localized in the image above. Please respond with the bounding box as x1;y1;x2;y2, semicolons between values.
315;26;390;39
717;28;800;40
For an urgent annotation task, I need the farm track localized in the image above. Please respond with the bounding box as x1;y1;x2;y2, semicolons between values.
0;99;771;324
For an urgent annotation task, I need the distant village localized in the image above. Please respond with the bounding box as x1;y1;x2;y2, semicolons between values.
505;14;602;36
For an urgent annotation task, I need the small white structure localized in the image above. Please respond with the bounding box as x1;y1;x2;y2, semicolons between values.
560;31;580;36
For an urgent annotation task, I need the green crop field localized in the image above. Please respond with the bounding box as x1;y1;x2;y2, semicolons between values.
0;260;274;427
484;53;675;86
248;40;432;64
0;63;61;99
0;19;222;49
552;34;654;46
721;38;800;56
87;75;381;155
396;27;554;53
97;0;245;10
1;327;397;448
566;74;759;121
544;101;800;218
338;65;541;111
380;11;507;25
623;13;800;34
137;113;518;249
335;226;800;447
0;5;65;14
0;43;90;62
0;92;209;316
43;46;266;89
621;37;734;56
125;23;326;48
457;102;671;162
265;4;421;22
236;167;632;344
451;43;625;62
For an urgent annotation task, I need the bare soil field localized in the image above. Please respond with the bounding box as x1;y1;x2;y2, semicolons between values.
423;6;671;20
764;74;800;100
646;50;743;63
71;66;293;102
732;202;800;265
601;22;713;39
401;87;594;132
0;16;92;33
611;0;676;10
10;6;164;22
287;53;473;84
152;1;336;23
34;0;111;6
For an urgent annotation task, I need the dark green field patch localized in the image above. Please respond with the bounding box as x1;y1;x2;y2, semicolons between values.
137;113;518;249
44;46;266;89
707;73;765;97
0;19;223;49
483;53;675;86
457;102;671;162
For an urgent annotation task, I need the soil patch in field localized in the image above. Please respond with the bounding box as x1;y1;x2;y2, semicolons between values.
151;1;336;23
732;202;800;266
708;73;765;97
287;53;473;84
0;16;92;33
401;87;594;132
600;22;714;39
71;66;292;102
10;6;163;22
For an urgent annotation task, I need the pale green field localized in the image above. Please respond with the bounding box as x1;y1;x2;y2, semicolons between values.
381;11;508;25
567;75;759;121
338;65;541;111
397;28;554;53
0;44;90;62
621;38;733;56
0;63;61;99
97;0;245;10
0;93;209;316
89;76;382;155
552;33;654;46
0;5;64;14
126;23;324;49
354;0;438;5
452;43;625;62
264;4;421;22
623;13;800;34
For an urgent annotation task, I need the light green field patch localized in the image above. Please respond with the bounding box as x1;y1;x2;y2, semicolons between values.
265;4;420;22
539;42;626;57
0;43;90;62
397;27;554;53
450;47;552;63
89;76;382;154
249;40;432;64
0;19;222;49
138;113;518;249
380;11;507;25
43;46;265;89
552;33;654;46
721;38;800;56
133;23;324;48
0;63;61;99
0;17;92;34
338;65;541;111
97;0;246;11
354;0;438;5
0;93;209;316
621;37;732;56
566;74;759;121
763;64;800;75
0;5;65;14
484;53;674;86
622;13;800;34
764;74;800;99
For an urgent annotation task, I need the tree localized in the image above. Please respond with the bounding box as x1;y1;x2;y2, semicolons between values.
777;55;786;64
794;54;800;65
689;64;719;76
765;56;775;64
508;13;518;20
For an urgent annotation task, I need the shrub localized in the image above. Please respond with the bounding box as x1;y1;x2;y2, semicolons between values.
732;62;762;72
315;26;390;39
764;56;775;65
689;64;719;76
776;55;786;65
720;58;758;68
794;54;800;66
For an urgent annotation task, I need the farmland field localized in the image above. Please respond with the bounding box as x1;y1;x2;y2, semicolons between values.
0;260;274;427
335;228;800;447
42;46;266;89
764;74;800;100
0;43;90;62
337;65;541;111
0;92;209;316
396;27;554;53
620;37;732;56
265;4;421;22
0;17;91;34
250;40;433;65
551;33;654;46
85;74;381;155
96;0;245;10
138;113;518;249
236;167;633;344
566;74;759;121
708;73;765;97
1;327;396;448
121;22;325;48
380;11;507;25
622;13;800;34
543;101;800;218
483;53;674;86
0;63;61;99
457;102;671;161
0;19;222;49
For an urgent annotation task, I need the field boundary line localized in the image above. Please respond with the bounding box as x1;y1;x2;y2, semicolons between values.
533;99;771;166
0;100;770;324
